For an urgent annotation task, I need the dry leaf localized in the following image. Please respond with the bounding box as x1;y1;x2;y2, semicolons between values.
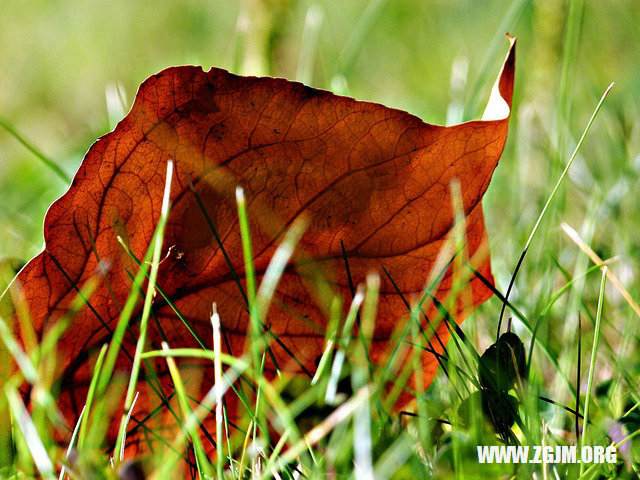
5;36;516;449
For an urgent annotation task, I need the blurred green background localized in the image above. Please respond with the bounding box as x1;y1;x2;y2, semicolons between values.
1;0;640;332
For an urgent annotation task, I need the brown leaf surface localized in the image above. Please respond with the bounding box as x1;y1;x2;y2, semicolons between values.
7;38;515;448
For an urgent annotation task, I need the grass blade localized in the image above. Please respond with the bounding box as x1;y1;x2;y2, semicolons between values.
78;343;107;448
562;222;640;318
0;116;70;183
5;384;55;480
497;82;614;336
296;5;324;85
212;304;224;480
59;405;84;480
333;0;389;86
160;341;212;479
236;187;260;374
579;266;606;476
116;160;174;457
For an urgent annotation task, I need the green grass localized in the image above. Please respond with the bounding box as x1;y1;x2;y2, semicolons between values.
2;0;640;478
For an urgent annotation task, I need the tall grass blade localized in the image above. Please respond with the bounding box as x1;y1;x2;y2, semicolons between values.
119;391;139;461
352;274;378;480
212;304;224;480
579;266;606;476
116;160;174;457
236;186;260;374
575;314;582;443
326;286;364;404
555;0;586;164
497;82;614;336
78;343;107;448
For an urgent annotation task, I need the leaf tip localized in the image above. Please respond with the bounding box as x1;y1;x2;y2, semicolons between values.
481;34;516;121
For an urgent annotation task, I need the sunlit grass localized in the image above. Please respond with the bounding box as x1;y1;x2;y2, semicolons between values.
1;0;640;479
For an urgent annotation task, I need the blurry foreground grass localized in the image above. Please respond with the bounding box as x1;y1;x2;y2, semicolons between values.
1;0;640;478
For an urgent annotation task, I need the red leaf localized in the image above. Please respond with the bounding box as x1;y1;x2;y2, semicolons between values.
6;37;515;450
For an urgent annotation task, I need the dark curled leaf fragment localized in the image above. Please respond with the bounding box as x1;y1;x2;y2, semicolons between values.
478;331;526;392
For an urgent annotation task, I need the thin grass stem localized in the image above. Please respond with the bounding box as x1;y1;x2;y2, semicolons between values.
579;266;606;476
497;83;614;337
